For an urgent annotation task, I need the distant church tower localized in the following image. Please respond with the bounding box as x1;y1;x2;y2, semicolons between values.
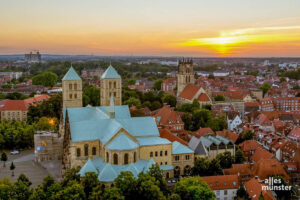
100;65;122;106
177;58;195;96
62;66;83;108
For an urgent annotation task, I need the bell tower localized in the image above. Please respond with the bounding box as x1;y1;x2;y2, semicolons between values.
177;58;195;96
100;65;122;106
62;66;82;108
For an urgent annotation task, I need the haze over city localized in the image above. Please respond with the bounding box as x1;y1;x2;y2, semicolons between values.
1;0;300;57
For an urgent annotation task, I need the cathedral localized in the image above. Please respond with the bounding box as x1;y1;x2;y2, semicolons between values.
60;65;194;183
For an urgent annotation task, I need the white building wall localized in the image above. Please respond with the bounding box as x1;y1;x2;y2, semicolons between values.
214;189;237;200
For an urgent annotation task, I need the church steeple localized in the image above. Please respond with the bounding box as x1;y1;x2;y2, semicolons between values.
62;66;83;108
177;58;194;96
100;65;122;106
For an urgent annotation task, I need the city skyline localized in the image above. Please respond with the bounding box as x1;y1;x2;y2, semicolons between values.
1;0;300;57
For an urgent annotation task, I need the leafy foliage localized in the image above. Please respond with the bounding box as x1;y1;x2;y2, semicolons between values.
214;94;225;101
259;83;271;97
32;72;58;87
192;158;223;176
83;85;100;106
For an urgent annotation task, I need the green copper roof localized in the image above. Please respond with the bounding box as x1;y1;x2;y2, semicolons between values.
137;137;171;146
105;133;138;150
172;141;194;154
101;65;121;79
79;159;98;176
79;157;160;182
62;66;81;81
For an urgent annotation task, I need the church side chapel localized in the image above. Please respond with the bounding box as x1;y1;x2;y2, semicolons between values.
60;65;194;183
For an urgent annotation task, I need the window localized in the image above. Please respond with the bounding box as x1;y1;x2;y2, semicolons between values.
165;151;168;156
106;152;109;162
74;94;77;99
113;153;118;165
134;152;136;162
92;147;96;155
114;81;116;88
124;153;129;164
69;84;72;90
224;190;228;195
160;162;163;165
74;83;77;90
186;155;190;160
165;162;167;165
109;82;112;89
69;94;72;99
76;148;81;157
84;144;88;156
155;151;158;157
175;155;180;161
150;152;153;157
160;151;163;156
114;92;116;97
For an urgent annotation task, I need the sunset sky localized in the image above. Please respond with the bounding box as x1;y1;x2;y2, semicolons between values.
1;0;300;57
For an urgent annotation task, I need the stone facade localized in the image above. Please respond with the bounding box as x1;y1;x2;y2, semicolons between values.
62;80;83;108
100;78;122;106
177;59;195;96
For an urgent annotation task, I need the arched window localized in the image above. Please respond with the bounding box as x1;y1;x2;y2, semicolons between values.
74;83;77;90
92;147;96;155
84;144;88;156
166;172;170;179
174;166;180;178
113;153;118;165
184;165;191;176
124;153;129;164
76;148;81;157
114;81;116;88
134;152;136;162
150;152;153;157
106;152;109;162
69;84;72;90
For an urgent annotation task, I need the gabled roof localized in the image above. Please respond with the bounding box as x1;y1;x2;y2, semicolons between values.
154;105;183;125
172;141;194;154
101;65;121;79
178;84;200;100
62;66;81;81
216;130;239;143
105;133;138;150
202;175;239;190
159;128;188;145
188;136;208;156
250;148;273;163
245;177;276;200
197;93;210;102
239;140;262;152
0;99;28;111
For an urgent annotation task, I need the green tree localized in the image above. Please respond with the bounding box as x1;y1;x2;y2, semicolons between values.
124;79;136;87
235;148;245;164
214;94;225;101
242;130;255;141
152;79;163;91
162;94;177;107
280;77;286;83
61;167;81;187
1;152;7;167
10;162;15;176
216;151;233;169
259;83;271;97
17;174;32;187
36;117;57;131
32;72;58;87
150;101;162;111
81;172;100;199
102;187;125;200
168;194;181;200
13;175;33;200
193;109;212;130
207;158;223;176
236;186;249;199
181;113;193;130
148;164;169;196
55;180;86;200
83;85;100;106
192;158;210;176
124;97;141;108
115;171;137;200
174;177;215;200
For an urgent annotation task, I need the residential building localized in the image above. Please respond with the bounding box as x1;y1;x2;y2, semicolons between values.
202;175;239;200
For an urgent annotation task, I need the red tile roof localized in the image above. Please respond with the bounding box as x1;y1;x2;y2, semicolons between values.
224;163;252;176
216;130;239;143
245;177;276;200
196;127;214;137
250;148;273;163
288;127;300;141
0;99;27;111
178;84;200;100
154;105;183;126
24;94;50;107
239;140;262;152
202;175;239;190
159;128;188;146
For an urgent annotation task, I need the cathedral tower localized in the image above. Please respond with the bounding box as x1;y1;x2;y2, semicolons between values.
177;58;195;96
62;66;83;108
100;65;122;106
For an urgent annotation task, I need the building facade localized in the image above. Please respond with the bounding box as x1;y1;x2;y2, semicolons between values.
177;59;194;96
